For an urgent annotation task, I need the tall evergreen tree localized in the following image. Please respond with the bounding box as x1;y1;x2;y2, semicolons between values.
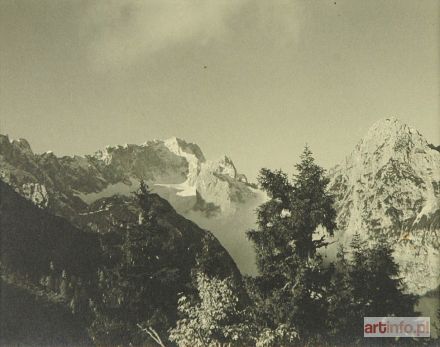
348;231;371;317
364;235;417;317
89;181;182;346
326;245;355;340
327;233;418;344
290;146;336;259
247;146;336;342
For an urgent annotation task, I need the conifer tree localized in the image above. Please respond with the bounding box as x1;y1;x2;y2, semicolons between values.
247;146;336;342
348;231;370;317
347;233;417;319
364;235;417;317
328;233;418;343
326;245;355;340
89;181;182;346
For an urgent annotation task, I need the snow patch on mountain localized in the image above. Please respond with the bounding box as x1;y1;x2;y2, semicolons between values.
163;137;204;183
155;180;197;197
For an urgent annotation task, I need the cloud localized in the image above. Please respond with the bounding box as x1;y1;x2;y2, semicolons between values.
81;0;303;70
82;0;248;68
255;0;304;46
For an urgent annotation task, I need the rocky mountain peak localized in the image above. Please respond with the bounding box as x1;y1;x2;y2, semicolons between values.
352;117;429;167
14;138;34;155
163;137;206;163
211;155;237;179
328;117;440;294
0;135;34;158
330;117;440;232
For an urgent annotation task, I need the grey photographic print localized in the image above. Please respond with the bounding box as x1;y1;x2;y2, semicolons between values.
0;1;439;346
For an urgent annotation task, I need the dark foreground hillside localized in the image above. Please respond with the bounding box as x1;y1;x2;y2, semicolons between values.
0;179;243;345
0;279;92;346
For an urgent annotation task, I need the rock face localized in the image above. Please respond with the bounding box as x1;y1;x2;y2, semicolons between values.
328;117;440;295
0;135;260;215
0;135;264;274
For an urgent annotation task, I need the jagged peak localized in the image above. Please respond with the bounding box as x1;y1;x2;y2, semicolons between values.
41;150;56;158
217;154;235;165
206;154;237;179
92;137;206;164
353;117;429;157
0;134;34;155
366;117;422;138
163;136;206;162
16;139;33;154
0;133;10;142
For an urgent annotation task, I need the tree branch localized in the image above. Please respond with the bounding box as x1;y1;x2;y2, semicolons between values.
137;324;166;347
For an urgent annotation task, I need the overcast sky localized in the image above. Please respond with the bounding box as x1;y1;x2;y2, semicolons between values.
1;0;439;181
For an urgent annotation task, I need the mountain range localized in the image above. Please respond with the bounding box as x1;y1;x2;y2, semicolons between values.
0;134;265;274
1;117;439;296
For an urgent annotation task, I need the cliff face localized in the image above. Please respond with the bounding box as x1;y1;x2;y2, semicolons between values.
328;118;440;294
0;135;259;215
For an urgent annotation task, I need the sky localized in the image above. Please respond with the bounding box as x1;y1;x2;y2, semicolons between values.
1;0;439;181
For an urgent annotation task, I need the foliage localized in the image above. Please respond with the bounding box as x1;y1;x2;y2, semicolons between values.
254;324;298;347
169;272;252;347
349;233;417;316
326;233;418;344
246;146;336;342
89;181;183;346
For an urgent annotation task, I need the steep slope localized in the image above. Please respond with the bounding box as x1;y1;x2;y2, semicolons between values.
0;278;92;346
0;177;242;286
0;179;100;345
0;177;243;344
75;192;243;282
0;135;264;274
0;179;101;285
328;117;440;294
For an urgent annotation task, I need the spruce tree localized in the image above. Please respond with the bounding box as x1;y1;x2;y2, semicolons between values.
329;233;418;343
247;146;336;342
89;181;182;346
348;231;371;317
326;245;356;341
365;236;417;317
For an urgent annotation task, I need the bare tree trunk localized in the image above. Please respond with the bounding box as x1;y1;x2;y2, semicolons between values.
137;324;167;347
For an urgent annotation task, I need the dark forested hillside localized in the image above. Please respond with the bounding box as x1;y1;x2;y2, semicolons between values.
0;179;243;345
0;278;92;346
0;179;102;283
1;179;101;345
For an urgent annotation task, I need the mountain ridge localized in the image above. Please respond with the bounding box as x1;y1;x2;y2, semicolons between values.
0;133;265;274
1;117;439;290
